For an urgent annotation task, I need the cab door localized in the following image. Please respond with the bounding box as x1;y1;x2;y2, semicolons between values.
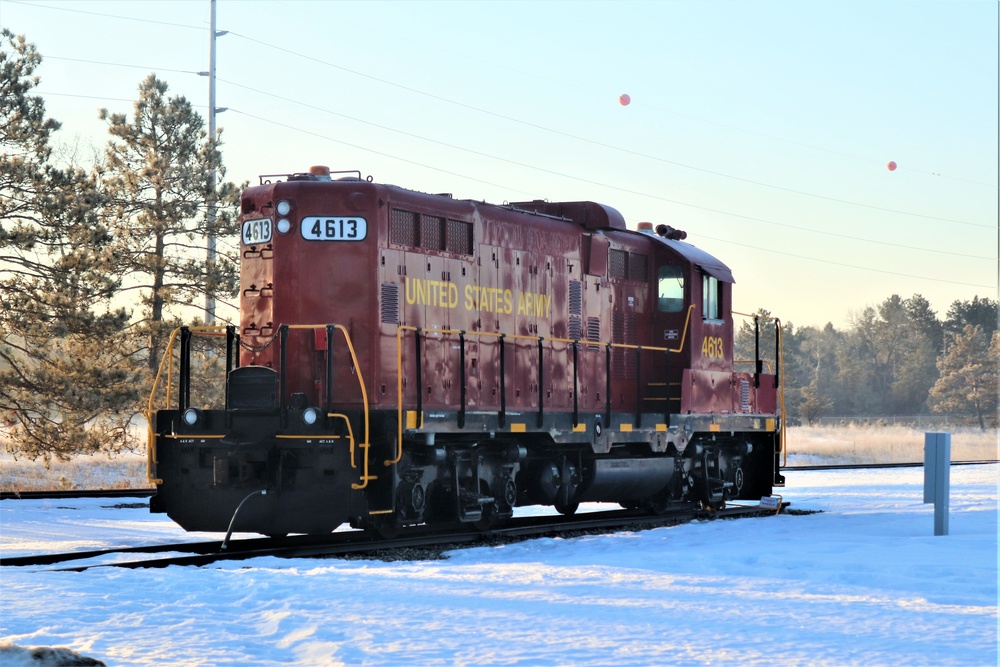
650;257;691;420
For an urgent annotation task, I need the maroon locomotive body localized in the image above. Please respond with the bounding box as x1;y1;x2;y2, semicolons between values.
149;167;784;536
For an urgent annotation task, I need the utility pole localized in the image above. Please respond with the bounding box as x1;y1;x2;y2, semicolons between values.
202;0;227;324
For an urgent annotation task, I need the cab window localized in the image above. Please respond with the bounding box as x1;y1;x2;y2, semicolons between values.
657;265;684;313
702;274;720;320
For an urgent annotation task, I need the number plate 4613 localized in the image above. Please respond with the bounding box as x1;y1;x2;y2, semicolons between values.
301;216;368;241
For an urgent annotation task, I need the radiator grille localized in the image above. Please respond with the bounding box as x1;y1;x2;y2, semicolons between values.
390;209;418;246
629;253;648;281
609;249;627;280
446;219;473;255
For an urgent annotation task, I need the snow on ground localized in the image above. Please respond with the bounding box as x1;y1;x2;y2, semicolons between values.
1;465;997;667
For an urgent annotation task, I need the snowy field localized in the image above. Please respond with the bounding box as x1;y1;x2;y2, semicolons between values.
1;465;997;667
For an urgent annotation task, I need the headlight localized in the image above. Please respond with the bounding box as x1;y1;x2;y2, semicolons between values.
182;408;202;427
276;200;292;216
302;407;321;425
276;218;291;234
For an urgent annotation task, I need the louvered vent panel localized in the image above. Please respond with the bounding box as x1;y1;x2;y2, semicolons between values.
380;283;400;324
740;380;751;412
587;317;601;350
569;280;583;316
569;316;582;341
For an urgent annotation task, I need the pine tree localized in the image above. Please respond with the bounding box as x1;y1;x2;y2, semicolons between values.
929;325;999;430
0;30;136;460
97;74;240;380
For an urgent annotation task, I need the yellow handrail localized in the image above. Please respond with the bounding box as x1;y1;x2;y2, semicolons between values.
732;311;787;468
285;324;373;489
145;323;375;490
145;325;228;485
390;304;696;466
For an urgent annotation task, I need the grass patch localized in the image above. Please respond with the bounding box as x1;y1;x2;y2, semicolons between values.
0;449;149;493
786;424;999;465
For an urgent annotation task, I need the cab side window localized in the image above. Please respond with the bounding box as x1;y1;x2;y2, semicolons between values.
657;265;684;313
702;274;720;320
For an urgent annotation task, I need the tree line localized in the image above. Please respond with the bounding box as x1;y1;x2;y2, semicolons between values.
1;32;997;461
735;295;998;430
1;31;241;459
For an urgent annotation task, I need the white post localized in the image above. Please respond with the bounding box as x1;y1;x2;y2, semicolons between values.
923;432;950;536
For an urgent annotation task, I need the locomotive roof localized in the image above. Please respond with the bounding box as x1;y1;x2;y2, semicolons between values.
653;235;735;283
249;172;734;282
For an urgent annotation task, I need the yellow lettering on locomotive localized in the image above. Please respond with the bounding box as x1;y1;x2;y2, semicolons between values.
701;336;725;359
412;279;546;316
405;277;459;309
462;285;520;315
516;291;550;317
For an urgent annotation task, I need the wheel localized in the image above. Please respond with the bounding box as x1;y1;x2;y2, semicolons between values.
472;507;498;532
555;502;579;516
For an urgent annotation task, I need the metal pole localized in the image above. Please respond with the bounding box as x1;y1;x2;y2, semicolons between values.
924;432;950;536
203;0;228;324
204;0;218;324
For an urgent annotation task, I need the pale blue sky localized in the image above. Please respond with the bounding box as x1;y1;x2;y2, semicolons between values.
2;0;997;328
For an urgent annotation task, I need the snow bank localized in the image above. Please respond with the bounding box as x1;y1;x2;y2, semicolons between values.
1;465;996;666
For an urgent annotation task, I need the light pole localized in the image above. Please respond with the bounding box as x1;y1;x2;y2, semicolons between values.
202;0;228;324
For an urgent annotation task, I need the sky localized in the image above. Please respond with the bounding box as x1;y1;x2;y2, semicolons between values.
1;0;997;329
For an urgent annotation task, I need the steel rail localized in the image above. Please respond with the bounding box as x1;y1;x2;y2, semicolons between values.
4;504;787;572
784;460;999;471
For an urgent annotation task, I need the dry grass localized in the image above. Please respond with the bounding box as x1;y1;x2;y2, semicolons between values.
0;449;149;493
1;426;996;491
786;424;999;465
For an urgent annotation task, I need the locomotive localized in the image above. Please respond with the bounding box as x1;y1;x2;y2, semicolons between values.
148;166;785;537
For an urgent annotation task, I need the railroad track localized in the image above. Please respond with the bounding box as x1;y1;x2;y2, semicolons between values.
2;503;787;572
0;488;155;501
783;459;998;471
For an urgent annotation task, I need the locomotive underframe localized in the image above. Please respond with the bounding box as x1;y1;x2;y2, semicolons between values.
151;402;781;536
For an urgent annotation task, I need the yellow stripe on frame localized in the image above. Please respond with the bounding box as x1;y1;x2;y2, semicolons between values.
765;418;776;432
405;410;420;430
709;424;722;432
655;424;668;432
572;423;586;433
619;423;633;433
510;423;527;433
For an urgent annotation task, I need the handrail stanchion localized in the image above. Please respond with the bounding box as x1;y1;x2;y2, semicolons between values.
225;325;235;409
414;327;423;423
325;324;335;412
572;340;579;428
179;326;191;412
663;345;670;426
635;345;642;427
604;343;612;427
278;324;289;410
754;315;761;388
498;333;507;428
537;337;545;428
458;330;467;429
